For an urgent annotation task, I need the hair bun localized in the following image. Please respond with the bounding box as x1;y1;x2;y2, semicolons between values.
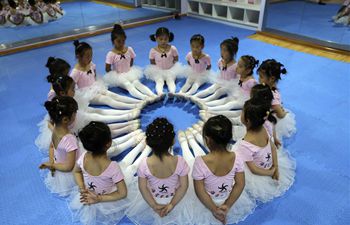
46;57;55;68
73;40;80;48
149;34;156;42
113;24;123;31
46;74;55;83
232;37;239;45
281;67;287;74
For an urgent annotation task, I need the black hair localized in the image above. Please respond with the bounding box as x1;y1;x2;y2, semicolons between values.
0;2;3;11
250;84;277;124
8;0;17;8
257;59;287;85
79;121;112;156
150;27;174;42
73;40;92;57
44;96;78;125
203;115;232;149
190;34;205;46
46;57;71;77
28;0;36;7
240;55;259;76
220;37;239;60
243;98;276;131
47;75;74;96
146;118;175;160
111;24;126;43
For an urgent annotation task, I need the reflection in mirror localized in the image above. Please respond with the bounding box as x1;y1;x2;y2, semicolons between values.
0;0;176;52
263;0;350;50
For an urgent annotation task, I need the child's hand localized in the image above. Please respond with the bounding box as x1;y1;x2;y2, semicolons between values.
160;203;173;217
152;203;166;217
274;137;282;149
80;190;101;205
39;162;53;170
272;167;280;180
212;207;227;224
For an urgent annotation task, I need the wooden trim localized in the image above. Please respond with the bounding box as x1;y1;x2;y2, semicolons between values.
0;14;179;56
256;31;350;56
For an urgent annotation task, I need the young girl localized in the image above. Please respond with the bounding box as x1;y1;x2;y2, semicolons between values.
144;27;184;96
7;0;25;26
235;99;295;203
28;0;44;24
190;37;240;106
179;34;211;96
126;118;193;225
258;59;296;138
70;40;146;110
204;55;259;112
104;24;157;100
192;115;256;225
39;96;79;197
0;3;6;25
69;121;129;225
46;56;71;100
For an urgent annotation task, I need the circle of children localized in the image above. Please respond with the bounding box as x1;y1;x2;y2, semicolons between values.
36;24;296;225
0;0;64;27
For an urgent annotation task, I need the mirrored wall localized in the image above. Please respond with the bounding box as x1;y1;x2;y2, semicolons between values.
0;0;177;52
263;0;350;51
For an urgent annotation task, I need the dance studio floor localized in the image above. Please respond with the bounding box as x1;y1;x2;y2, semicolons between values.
266;1;350;45
0;17;349;225
0;0;169;45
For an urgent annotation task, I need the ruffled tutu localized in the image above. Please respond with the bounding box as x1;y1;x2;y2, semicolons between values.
74;79;107;107
126;177;193;225
183;66;215;84
242;148;296;203
68;187;131;225
35;114;52;154
103;66;143;88
275;110;296;140
41;163;76;197
192;190;256;225
144;62;185;81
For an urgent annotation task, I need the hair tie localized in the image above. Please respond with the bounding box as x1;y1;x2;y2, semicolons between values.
263;111;270;120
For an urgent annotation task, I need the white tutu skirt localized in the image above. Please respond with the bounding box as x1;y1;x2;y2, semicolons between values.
68;188;130;225
41;164;76;197
243;148;296;203
183;66;215;83
103;66;143;88
42;10;64;23
192;190;256;225
275;110;296;139
333;15;349;25
74;79;107;108
126;178;193;225
35;114;52;154
144;62;185;81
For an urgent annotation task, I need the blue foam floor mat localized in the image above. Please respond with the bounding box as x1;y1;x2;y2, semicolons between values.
0;17;349;225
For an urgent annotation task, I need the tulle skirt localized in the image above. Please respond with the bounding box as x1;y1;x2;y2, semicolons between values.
103;66;143;88
192;190;256;225
144;63;185;81
243;148;296;203
126;178;193;225
41;164;76;197
35;114;52;154
74;79;107;109
275;110;296;139
68;188;130;225
183;66;214;84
